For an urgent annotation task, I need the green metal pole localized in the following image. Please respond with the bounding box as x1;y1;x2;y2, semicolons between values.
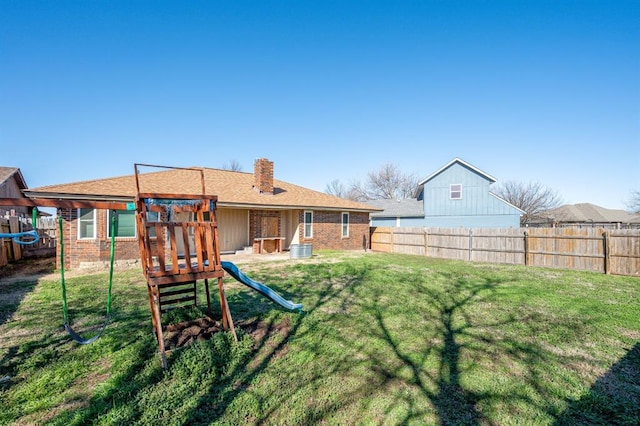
58;215;69;325
106;212;117;317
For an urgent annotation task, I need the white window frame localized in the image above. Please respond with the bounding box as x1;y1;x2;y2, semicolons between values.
341;212;349;237
107;209;137;238
304;210;313;238
450;184;462;200
78;208;96;239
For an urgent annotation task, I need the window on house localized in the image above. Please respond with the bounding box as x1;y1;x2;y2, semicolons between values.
147;211;159;237
341;212;349;237
107;210;136;237
450;184;462;199
78;208;96;239
304;211;313;238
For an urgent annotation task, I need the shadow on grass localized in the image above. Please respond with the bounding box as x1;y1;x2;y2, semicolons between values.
0;256;55;325
174;260;601;424
180;261;371;424
32;263;341;425
554;342;640;425
330;267;601;424
359;269;603;424
362;272;503;424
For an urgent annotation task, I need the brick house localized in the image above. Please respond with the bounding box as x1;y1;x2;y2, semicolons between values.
22;159;380;269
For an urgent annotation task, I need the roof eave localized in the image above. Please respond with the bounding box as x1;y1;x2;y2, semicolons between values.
219;201;380;213
22;191;134;203
489;192;526;214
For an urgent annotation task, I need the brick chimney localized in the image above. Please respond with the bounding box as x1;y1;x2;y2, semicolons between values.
253;158;274;194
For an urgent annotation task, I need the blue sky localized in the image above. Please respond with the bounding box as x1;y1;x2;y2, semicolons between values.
1;0;638;210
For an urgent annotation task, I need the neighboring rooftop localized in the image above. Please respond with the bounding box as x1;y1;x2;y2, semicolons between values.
368;198;424;218
0;167;26;188
537;203;640;226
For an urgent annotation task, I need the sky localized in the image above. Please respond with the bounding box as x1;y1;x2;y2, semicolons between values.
1;0;638;210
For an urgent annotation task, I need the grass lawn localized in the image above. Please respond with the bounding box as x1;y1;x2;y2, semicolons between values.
1;251;639;425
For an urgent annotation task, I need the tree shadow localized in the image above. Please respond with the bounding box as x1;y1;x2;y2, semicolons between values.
179;261;371;424
361;273;500;424
554;342;640;425
347;269;596;424
174;261;598;424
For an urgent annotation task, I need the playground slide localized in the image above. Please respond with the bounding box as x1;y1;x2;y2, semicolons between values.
221;261;303;311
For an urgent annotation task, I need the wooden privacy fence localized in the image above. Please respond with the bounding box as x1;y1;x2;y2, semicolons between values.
1;216;57;267
370;227;640;277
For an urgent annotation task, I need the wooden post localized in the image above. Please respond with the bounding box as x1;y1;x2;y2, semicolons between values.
218;276;237;341
468;228;473;261
524;231;529;266
602;231;610;275
9;216;21;261
390;227;395;253
423;228;428;257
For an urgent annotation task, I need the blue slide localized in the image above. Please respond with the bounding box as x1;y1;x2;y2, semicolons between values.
221;261;303;311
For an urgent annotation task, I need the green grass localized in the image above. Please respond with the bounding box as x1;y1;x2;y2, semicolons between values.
1;251;639;425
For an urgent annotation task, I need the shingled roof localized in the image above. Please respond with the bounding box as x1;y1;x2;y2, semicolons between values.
367;198;424;217
24;166;380;213
0;167;27;189
540;203;640;224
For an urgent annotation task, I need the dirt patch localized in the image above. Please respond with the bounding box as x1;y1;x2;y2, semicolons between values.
0;256;56;281
240;316;292;348
164;316;292;350
165;317;223;348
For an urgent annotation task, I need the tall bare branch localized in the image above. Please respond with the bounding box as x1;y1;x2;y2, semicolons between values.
492;181;563;225
325;163;418;202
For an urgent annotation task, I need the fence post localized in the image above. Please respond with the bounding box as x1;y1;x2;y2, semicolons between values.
423;228;428;257
390;227;394;253
524;231;529;266
468;228;473;261
602;231;610;275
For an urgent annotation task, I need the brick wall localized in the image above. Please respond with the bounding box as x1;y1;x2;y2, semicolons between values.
249;209;281;253
58;208;141;269
299;210;369;251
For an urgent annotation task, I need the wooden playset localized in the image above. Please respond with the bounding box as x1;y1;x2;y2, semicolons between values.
133;164;237;368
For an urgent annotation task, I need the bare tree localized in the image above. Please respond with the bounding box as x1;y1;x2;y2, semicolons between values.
627;189;640;213
222;159;242;171
325;179;347;198
325;179;369;201
326;163;418;202
364;163;418;200
492;181;563;225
